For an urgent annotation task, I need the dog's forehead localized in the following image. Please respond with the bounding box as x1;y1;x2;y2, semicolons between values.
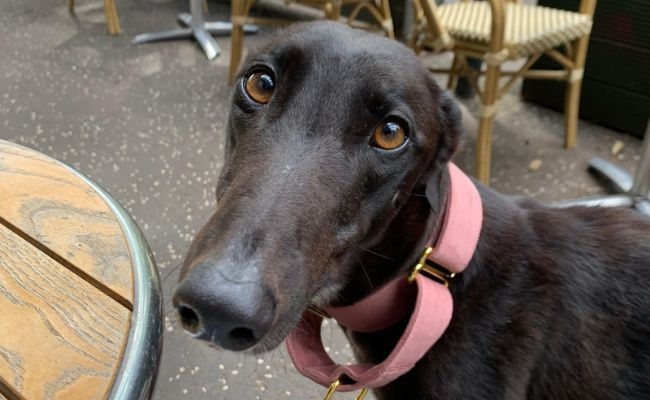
238;22;441;144
260;22;422;85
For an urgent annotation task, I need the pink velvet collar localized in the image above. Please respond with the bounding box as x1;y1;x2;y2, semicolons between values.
285;162;483;392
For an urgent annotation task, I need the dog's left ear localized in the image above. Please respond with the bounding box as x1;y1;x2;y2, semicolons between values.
432;88;463;166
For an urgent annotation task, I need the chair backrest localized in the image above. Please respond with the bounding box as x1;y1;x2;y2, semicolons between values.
416;0;506;52
415;0;451;51
416;0;596;53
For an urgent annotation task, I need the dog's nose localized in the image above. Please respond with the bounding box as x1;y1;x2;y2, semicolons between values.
173;267;276;351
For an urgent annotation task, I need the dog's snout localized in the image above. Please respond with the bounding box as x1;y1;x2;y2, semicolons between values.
173;266;276;351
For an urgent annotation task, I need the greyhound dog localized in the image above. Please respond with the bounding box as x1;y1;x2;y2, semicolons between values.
174;21;650;399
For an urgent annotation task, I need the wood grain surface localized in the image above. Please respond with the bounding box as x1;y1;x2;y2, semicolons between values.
0;141;134;306
0;223;131;400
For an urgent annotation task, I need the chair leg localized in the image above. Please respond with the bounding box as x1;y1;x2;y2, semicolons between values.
447;54;461;91
564;77;581;149
229;2;246;83
408;0;424;53
475;64;500;185
328;0;343;20
324;2;335;19
229;27;244;83
103;0;122;35
564;35;590;149
379;0;394;39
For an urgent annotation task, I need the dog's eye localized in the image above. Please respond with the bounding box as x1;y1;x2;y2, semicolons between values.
370;121;407;150
244;71;275;104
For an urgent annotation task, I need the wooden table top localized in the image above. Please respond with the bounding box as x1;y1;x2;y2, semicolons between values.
0;140;161;400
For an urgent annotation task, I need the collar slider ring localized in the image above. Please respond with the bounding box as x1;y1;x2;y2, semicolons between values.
408;246;455;287
323;380;369;400
323;380;340;400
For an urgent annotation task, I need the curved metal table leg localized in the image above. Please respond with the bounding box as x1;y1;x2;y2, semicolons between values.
587;157;634;194
177;13;259;35
192;26;220;60
132;28;194;45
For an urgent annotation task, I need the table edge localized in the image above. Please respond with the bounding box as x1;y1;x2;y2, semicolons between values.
62;164;163;400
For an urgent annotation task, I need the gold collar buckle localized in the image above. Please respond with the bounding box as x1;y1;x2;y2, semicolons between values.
323;380;369;400
407;246;455;287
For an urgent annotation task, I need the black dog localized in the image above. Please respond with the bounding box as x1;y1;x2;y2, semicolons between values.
174;21;650;399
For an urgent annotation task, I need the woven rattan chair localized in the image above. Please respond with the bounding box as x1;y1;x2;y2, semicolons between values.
229;0;395;81
410;0;596;184
68;0;121;35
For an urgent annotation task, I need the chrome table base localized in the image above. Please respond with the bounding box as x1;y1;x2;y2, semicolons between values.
133;0;258;60
558;121;650;216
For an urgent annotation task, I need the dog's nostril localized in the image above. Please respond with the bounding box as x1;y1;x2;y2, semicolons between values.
229;327;256;345
178;305;202;334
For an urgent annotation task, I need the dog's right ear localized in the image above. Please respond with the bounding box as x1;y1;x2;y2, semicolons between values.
416;80;463;206
431;88;463;167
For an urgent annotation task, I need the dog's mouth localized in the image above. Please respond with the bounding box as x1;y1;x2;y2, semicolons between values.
175;195;419;354
239;276;348;354
175;247;353;354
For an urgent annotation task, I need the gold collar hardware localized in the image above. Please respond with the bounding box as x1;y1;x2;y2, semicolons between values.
323;380;369;400
407;246;455;287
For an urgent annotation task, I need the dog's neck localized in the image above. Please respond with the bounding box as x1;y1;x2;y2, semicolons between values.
287;163;483;391
345;181;526;365
335;166;452;306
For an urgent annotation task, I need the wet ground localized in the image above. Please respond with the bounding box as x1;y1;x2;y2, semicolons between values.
0;0;644;399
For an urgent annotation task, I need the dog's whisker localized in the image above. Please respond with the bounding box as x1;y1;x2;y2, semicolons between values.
358;258;373;289
345;237;395;261
348;246;374;289
161;261;184;283
357;245;396;261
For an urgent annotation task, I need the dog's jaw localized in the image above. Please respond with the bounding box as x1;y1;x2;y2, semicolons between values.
243;258;357;353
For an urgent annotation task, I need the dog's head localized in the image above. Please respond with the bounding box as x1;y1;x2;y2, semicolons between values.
174;21;462;352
